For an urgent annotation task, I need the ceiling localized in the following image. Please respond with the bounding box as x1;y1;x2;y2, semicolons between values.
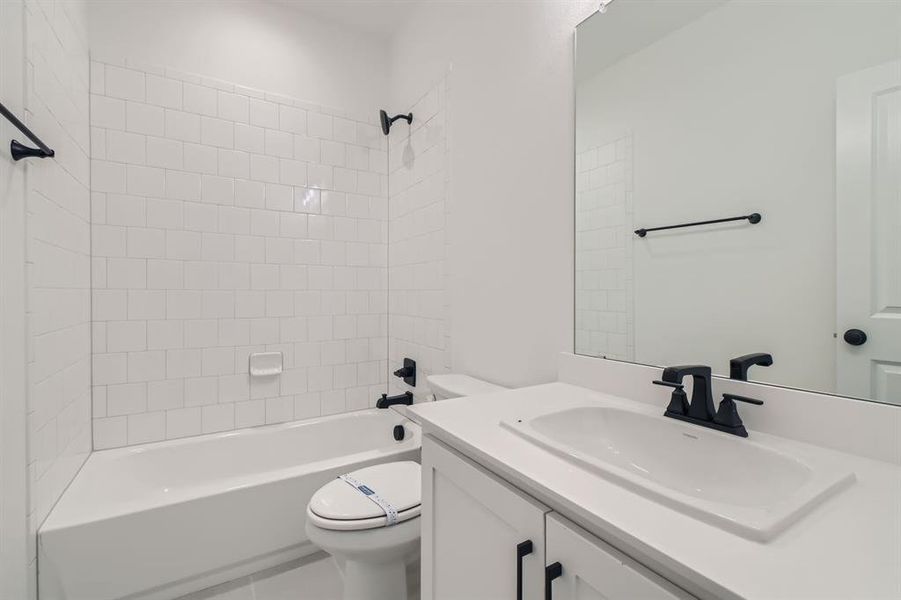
576;0;726;82
270;0;419;39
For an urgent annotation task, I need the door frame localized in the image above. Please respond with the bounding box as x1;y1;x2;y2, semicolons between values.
0;0;30;596
835;60;901;400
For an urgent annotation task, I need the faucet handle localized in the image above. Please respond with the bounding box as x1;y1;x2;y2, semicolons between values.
714;393;763;437
723;393;763;406
653;380;689;416
652;380;683;389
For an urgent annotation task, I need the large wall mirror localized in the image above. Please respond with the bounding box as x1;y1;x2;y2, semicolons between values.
574;0;901;405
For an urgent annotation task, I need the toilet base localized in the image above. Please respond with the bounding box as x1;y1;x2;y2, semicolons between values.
342;556;407;600
306;516;421;600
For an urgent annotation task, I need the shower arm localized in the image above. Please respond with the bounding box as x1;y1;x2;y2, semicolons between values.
387;113;413;127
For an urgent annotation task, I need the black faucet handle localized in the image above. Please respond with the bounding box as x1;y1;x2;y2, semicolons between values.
392;358;416;386
722;393;764;406
652;380;684;389
714;393;763;437
653;380;690;416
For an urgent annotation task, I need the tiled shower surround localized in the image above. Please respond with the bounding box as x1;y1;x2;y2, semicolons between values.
90;60;389;448
574;134;634;361
25;0;92;590
388;77;451;401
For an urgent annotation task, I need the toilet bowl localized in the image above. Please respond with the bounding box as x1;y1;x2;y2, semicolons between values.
305;461;421;600
305;374;506;600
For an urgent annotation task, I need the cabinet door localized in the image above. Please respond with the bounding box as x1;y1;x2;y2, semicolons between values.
422;435;549;600
545;514;694;600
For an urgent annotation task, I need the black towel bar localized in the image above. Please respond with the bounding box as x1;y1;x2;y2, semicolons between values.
0;100;55;160
634;213;761;238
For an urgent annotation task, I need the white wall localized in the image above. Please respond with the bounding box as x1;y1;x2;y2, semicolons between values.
0;2;29;596
86;0;389;116
89;60;389;448
22;0;93;595
389;1;595;388
576;1;900;392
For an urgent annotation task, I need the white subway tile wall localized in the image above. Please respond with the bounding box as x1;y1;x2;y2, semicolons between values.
90;60;389;448
574;135;634;360
24;0;92;595
388;78;451;400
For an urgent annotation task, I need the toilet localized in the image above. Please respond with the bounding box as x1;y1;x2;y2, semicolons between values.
305;374;506;600
426;373;507;401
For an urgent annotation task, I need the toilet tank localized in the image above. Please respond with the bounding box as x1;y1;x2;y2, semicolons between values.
426;374;506;400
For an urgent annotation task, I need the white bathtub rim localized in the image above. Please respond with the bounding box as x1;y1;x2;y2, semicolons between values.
42;414;421;533
106;407;414;456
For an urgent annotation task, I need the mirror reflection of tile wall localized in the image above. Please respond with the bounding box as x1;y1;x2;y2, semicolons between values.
575;134;633;361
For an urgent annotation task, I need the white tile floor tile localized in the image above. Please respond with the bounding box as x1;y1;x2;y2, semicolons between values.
179;553;343;600
253;557;344;600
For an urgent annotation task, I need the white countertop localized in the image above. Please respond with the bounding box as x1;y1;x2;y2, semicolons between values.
409;382;901;600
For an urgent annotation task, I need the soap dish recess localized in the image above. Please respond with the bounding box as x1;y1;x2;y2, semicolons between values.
249;352;283;377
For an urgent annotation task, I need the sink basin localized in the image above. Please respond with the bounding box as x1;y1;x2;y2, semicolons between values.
501;406;855;541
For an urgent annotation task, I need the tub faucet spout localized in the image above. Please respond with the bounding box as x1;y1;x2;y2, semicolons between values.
376;391;413;409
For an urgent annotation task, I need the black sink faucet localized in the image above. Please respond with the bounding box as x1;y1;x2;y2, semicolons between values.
653;364;763;437
658;365;715;421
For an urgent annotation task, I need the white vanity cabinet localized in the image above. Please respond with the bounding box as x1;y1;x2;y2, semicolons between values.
422;435;694;600
545;513;692;600
421;436;549;600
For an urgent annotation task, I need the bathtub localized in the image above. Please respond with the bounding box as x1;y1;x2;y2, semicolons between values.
38;409;421;600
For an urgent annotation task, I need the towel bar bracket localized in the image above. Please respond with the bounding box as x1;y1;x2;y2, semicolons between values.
11;139;54;161
1;101;55;161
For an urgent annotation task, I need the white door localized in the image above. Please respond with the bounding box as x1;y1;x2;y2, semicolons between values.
421;435;549;600
545;514;692;600
836;60;901;403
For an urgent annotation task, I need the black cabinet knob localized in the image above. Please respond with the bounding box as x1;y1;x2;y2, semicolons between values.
843;329;867;346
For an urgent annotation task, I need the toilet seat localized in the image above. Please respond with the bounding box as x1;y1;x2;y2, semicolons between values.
308;461;421;531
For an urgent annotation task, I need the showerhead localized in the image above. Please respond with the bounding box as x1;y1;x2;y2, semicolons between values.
379;109;413;135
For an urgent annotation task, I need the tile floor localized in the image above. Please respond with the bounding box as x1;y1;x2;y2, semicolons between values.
179;553;343;600
180;552;421;600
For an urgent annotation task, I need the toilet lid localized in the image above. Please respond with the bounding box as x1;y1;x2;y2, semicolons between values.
310;462;421;526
